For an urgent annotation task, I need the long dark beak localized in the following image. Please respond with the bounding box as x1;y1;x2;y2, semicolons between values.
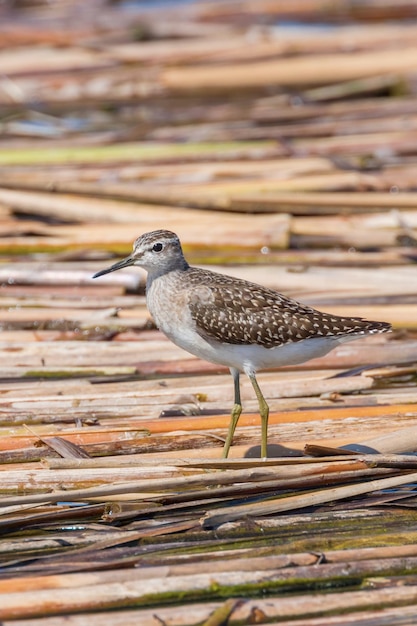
93;255;135;279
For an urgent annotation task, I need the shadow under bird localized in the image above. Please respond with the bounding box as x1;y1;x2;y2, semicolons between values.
93;230;391;458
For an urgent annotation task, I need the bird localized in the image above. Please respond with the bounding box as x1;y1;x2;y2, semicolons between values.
93;229;391;458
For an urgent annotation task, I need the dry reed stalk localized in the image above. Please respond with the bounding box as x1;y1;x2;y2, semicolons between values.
357;425;417;454
19;172;377;206
231;190;417;212
203;471;417;527
45;454;361;470
43;453;417;472
294;130;417;157
0;459;379;494
0;222;290;254
3;554;417;620
162;47;417;91
0;138;280;165
105;22;417;64
196;0;417;21
0;46;114;76
4;594;417;626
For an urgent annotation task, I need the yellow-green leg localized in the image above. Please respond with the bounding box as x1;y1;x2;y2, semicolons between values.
248;372;269;458
222;368;242;458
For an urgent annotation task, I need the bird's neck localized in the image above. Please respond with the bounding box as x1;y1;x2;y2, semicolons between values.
146;261;190;288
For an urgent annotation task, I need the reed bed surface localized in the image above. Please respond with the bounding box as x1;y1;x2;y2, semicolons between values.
1;0;417;623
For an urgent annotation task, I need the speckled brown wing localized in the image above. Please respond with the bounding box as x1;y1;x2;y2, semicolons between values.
186;268;391;348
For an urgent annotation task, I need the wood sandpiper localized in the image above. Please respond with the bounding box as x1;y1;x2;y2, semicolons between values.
93;229;391;458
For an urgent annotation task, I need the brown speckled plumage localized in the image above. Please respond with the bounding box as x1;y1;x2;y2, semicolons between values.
93;229;392;458
185;267;389;348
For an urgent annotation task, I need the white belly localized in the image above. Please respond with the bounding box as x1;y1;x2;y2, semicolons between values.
170;332;346;372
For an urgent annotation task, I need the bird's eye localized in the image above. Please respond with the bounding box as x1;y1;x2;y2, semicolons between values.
152;242;163;252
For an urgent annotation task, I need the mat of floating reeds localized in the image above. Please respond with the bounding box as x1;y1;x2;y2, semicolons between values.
3;0;417;622
2;454;417;622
